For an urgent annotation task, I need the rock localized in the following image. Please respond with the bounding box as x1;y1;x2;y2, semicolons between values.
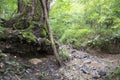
89;61;103;68
81;69;89;74
3;76;11;80
83;59;91;64
71;50;76;53
92;71;100;79
29;58;47;65
98;70;106;77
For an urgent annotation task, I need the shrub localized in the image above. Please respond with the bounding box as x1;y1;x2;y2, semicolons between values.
87;32;120;53
60;28;94;47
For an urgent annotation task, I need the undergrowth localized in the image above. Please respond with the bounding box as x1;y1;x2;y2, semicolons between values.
108;68;120;80
59;48;70;61
60;28;94;47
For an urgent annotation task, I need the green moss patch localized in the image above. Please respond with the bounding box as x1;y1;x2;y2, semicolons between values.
0;26;6;33
19;31;37;43
0;26;7;39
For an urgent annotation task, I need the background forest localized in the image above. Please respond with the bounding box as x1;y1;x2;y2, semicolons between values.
50;0;120;52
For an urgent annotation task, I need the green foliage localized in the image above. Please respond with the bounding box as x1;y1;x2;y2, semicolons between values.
0;0;17;19
87;31;120;53
23;0;30;3
19;31;37;43
0;0;119;53
39;72;48;78
0;26;6;39
50;0;80;37
59;49;70;60
60;28;94;47
41;30;47;37
0;26;5;33
50;0;120;50
44;39;51;46
108;68;120;80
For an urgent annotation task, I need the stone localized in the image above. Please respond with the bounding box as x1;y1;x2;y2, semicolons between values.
83;59;91;64
92;71;100;79
81;69;89;74
98;70;106;77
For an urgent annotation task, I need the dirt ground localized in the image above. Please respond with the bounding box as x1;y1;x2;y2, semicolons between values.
0;45;120;80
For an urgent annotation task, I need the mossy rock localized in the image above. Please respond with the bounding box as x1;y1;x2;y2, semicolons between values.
44;39;51;45
0;28;9;39
18;31;37;43
27;21;42;30
41;29;47;37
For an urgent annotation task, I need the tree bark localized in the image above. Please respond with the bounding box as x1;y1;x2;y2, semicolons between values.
0;0;60;58
41;0;62;66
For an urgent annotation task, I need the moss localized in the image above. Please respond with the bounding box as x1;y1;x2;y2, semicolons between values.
19;31;37;42
25;21;42;31
26;22;34;31
14;18;30;29
0;26;6;33
0;27;7;39
26;22;35;31
44;39;51;45
41;29;47;37
33;0;41;20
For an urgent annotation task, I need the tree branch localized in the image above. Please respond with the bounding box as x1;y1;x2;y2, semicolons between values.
40;0;62;66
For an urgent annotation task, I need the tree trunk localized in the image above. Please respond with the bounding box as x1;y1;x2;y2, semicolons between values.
0;0;57;56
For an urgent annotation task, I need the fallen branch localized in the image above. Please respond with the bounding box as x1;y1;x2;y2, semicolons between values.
41;0;62;66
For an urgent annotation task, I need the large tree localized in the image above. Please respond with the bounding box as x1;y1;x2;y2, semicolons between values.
0;0;61;65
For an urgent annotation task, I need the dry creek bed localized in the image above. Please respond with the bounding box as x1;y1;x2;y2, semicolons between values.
0;45;120;80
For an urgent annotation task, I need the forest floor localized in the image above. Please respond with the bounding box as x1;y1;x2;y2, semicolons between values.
0;45;120;80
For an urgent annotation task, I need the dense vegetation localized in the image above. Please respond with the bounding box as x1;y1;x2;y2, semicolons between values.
0;0;17;19
50;0;120;53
